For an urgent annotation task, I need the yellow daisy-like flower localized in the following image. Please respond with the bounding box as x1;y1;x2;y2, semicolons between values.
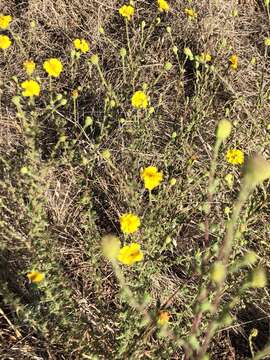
229;54;238;70
0;35;12;50
23;60;36;75
120;213;141;234
226;149;244;165
141;166;163;191
27;271;45;283
43;58;63;77
157;0;170;12
119;4;134;21
199;52;212;63
185;8;197;19
131;90;148;109
117;243;143;265
73;38;89;53
0;14;12;29
21;80;41;97
157;311;170;326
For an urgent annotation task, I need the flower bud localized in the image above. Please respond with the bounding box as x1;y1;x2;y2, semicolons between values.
164;61;173;71
101;235;121;260
250;268;267;288
99;26;105;34
120;47;127;57
184;47;194;60
172;45;178;55
216;119;232;140
244;251;257;265
20;166;29;175
170;178;177;186
210;261;226;284
264;37;270;46
243;154;270;187
84;116;93;127
90;54;99;65
102;149;111;160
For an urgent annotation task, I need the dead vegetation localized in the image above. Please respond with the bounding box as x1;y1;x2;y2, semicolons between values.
1;0;270;359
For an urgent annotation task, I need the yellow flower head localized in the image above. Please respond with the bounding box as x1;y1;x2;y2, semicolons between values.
185;8;197;19
0;14;12;29
23;60;36;75
27;271;45;283
43;58;63;77
199;52;212;63
0;35;12;50
117;243;143;265
229;54;238;70
120;213;141;234
226;149;244;165
131;90;148;109
73;38;89;53
21;80;41;97
157;0;170;12
141;166;163;191
119;4;134;21
157;311;170;326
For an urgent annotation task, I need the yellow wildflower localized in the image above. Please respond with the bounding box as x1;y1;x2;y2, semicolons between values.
185;8;197;19
226;149;244;165
157;311;170;326
27;271;45;283
120;213;140;234
0;35;12;50
157;0;170;12
229;54;238;70
43;58;63;77
199;52;212;63
141;166;163;191
117;243;143;265
119;4;134;21
0;14;12;29
21;80;41;97
23;60;36;75
131;90;148;109
73;38;89;53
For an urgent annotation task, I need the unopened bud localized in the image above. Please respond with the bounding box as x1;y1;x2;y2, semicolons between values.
244;154;270;187
90;54;99;65
101;235;121;261
211;261;226;284
216;119;232;140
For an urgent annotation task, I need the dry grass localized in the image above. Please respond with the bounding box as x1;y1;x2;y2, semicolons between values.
1;0;270;359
